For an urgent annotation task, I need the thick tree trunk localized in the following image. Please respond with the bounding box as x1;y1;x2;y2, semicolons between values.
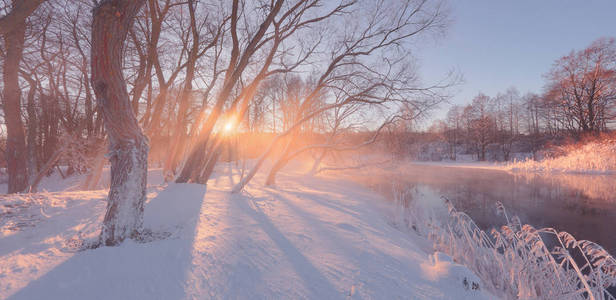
2;20;29;193
198;145;223;184
177;0;284;184
91;0;148;246
0;0;46;36
175;138;209;183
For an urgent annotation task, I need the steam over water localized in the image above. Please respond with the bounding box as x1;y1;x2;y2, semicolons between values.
361;164;616;254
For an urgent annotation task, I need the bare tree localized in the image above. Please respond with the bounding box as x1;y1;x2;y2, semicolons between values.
90;0;147;246
464;93;494;161
545;38;616;134
493;88;521;161
306;101;362;174
175;0;352;184
444;105;462;160
250;0;451;188
162;0;225;179
0;0;46;193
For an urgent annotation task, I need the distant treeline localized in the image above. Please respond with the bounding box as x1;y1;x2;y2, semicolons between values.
386;38;616;162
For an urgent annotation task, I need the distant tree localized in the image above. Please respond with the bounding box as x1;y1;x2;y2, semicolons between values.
465;93;494;161
444;105;463;160
545;38;616;134
90;0;147;246
522;92;542;159
493;88;521;161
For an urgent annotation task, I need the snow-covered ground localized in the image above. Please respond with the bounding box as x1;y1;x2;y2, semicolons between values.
0;166;493;300
417;139;616;175
409;160;506;171
505;139;616;174
392;138;616;176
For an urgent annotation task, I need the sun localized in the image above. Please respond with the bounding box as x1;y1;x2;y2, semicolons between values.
223;119;234;133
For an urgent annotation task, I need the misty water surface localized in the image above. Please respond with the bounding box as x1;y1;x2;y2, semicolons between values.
360;164;616;254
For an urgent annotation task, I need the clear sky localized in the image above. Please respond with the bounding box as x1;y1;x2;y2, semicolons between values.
415;0;616;122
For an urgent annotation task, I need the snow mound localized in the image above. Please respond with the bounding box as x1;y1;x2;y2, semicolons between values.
421;252;482;292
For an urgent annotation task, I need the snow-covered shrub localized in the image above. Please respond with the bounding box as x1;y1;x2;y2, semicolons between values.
507;139;616;174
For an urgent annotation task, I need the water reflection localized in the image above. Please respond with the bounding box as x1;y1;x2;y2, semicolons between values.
356;164;616;254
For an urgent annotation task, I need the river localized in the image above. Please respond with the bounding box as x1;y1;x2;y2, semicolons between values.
356;163;616;254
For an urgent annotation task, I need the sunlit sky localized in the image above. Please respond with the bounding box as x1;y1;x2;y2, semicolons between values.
415;0;616;123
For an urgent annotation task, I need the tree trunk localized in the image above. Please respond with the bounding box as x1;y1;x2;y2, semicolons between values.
28;145;65;193
2;19;29;193
163;0;199;179
198;145;223;184
232;136;280;193
25;76;39;185
91;0;148;246
265;155;288;186
309;149;327;175
177;0;284;184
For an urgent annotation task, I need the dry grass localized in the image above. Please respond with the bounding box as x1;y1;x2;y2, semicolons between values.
393;188;616;300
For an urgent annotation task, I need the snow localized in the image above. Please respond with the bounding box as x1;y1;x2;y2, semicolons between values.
505;139;616;174
409;160;506;171
420;252;482;291
0;166;494;300
389;138;616;176
414;139;616;175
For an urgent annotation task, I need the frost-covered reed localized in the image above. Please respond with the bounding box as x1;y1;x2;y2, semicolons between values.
394;188;616;299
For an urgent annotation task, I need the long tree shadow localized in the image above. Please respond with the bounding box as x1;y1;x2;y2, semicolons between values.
234;194;341;298
259;180;434;298
8;183;207;300
261;186;373;263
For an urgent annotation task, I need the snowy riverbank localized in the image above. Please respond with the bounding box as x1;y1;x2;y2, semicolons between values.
410;138;616;175
0;166;493;300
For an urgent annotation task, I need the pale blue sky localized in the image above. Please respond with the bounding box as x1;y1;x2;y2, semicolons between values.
415;0;616;121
